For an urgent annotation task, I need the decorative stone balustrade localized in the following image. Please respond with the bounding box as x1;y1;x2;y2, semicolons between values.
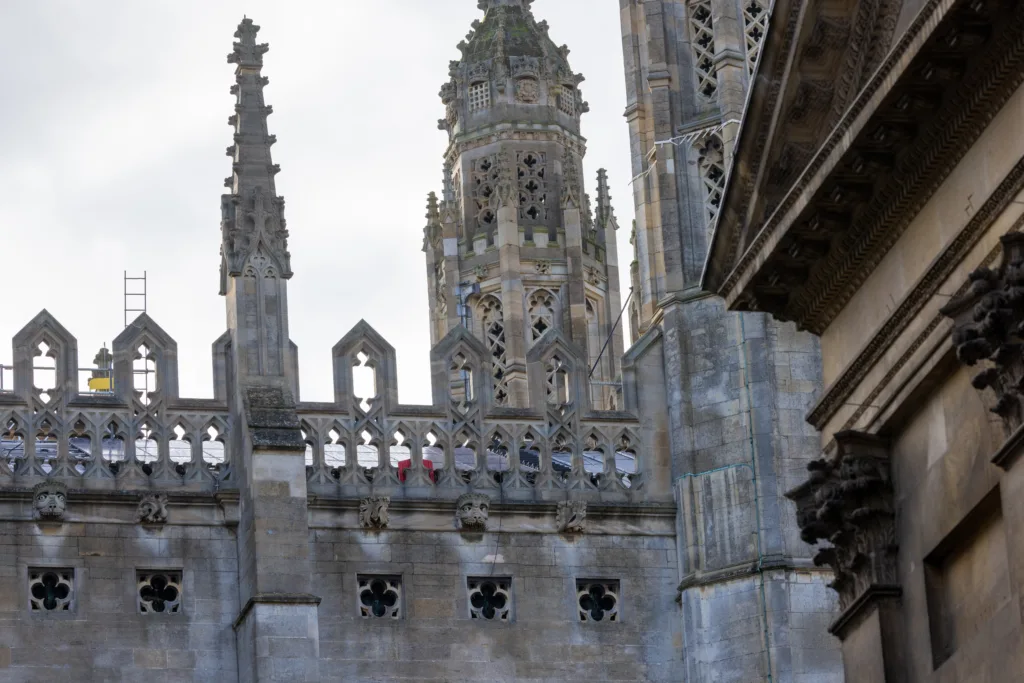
0;311;648;504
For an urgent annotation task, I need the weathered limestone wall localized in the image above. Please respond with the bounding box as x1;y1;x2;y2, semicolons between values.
886;366;1023;682
0;513;238;682
311;527;682;682
0;501;686;682
663;296;842;683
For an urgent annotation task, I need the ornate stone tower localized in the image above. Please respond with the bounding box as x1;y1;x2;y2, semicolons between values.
424;0;624;410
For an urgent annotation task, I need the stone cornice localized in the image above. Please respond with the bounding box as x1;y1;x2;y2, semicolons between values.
232;593;322;631
677;556;825;595
714;0;1024;334
717;0;947;296
992;422;1024;470
828;584;903;639
807;157;1024;429
825;217;1021;440
444;124;587;162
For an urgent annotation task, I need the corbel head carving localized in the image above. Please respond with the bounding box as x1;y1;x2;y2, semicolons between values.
456;493;490;530
33;479;67;522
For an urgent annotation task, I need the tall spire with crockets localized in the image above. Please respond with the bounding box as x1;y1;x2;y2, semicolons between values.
220;17;291;297
219;18;295;386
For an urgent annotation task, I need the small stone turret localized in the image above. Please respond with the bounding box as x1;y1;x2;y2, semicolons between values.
425;0;622;410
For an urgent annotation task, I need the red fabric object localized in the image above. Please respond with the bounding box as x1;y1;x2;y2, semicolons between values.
398;458;435;482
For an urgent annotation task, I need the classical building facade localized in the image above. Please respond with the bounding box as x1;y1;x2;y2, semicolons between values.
619;1;844;681
706;0;1024;681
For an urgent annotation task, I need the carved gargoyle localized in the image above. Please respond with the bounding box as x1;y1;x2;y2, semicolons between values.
359;496;390;529
787;431;897;610
136;493;169;525
456;493;490;530
942;233;1024;434
556;500;587;533
33;479;67;522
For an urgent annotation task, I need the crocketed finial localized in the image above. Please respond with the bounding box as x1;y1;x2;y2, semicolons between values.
228;17;269;68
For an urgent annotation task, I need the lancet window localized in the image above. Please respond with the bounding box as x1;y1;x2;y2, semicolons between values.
689;0;718;100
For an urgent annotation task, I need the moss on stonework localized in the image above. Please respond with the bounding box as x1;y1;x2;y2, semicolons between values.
463;8;550;61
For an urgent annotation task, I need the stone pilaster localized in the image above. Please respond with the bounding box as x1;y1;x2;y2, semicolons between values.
788;430;905;681
495;149;529;407
562;148;589;353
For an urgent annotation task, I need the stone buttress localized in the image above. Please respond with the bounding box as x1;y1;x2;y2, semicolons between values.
220;18;320;682
620;1;844;681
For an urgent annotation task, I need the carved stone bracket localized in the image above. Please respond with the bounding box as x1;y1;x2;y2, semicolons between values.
359;496;390;529
556;499;586;533
456;493;490;530
136;493;169;525
32;479;67;522
787;431;898;619
942;233;1024;438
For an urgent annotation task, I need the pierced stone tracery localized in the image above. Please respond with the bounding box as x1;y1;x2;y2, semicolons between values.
528;289;558;345
517;151;548;226
468;578;511;621
689;0;718;100
743;0;768;75
577;580;619;622
696;135;726;229
468;81;491;112
558;85;577;116
358;576;401;619
479;296;510;406
471;155;499;243
29;568;74;611
137;571;182;614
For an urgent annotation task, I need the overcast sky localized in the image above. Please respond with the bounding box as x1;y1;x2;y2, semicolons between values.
0;1;635;405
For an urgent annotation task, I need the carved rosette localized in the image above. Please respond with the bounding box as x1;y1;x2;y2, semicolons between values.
787;431;897;611
942;233;1024;435
359;496;390;529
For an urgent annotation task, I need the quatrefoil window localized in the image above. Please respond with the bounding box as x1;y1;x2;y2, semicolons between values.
358;575;401;619
577;580;619;622
468;578;511;621
29;569;74;611
138;571;182;614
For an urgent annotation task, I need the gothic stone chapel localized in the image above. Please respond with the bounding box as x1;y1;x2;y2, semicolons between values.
0;1;862;682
